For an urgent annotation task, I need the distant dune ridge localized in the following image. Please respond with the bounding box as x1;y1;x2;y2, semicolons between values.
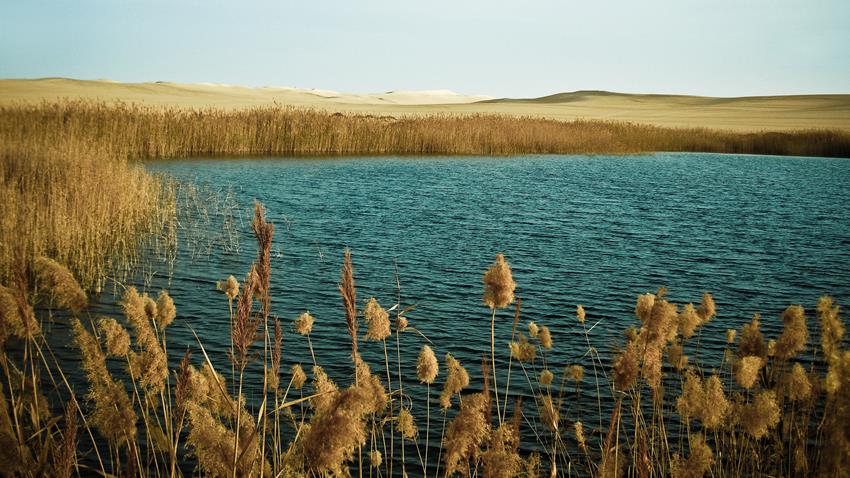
2;77;849;132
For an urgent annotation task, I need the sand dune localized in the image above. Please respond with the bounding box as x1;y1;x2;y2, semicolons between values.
2;77;849;132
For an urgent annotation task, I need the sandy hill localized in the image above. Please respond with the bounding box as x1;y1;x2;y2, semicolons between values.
2;78;849;132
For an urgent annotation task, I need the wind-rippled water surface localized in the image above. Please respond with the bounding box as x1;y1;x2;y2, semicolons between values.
136;152;850;471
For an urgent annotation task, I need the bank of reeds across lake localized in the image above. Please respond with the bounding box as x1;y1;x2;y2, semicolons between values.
1;203;848;477
2;101;850;159
0;122;176;292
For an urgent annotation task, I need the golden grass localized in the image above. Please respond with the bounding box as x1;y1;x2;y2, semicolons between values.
2;208;849;477
3;101;850;160
0;105;176;290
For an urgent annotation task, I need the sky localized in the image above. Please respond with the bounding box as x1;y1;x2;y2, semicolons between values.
1;0;849;98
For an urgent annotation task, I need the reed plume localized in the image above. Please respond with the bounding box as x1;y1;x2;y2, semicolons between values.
538;394;559;432
818;296;844;363
397;408;418;439
671;434;713;478
784;362;812;401
123;287;168;393
270;316;282;390
738;314;767;358
509;333;537;363
155;290;176;330
440;353;470;409
776;304;808;360
338;249;358;368
0;284;40;340
72;318;137;445
363;297;390;341
33;256;87;313
577;304;586;324
481;424;522;478
97;317;131;357
736;356;764;389
294;311;314;335
737;390;781;439
483;253;516;309
540;369;554;386
417;345;439;383
53;395;78;478
251;201;274;318
678;303;700;339
291;364;307;390
302;381;377;474
231;266;260;369
696;292;716;323
539;324;553;349
443;393;490;476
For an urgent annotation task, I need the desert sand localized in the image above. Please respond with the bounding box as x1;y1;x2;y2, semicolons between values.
2;77;849;132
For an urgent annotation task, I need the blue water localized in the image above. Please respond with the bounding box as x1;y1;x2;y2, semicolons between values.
99;152;850;472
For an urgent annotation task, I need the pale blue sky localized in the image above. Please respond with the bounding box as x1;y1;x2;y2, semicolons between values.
1;0;848;97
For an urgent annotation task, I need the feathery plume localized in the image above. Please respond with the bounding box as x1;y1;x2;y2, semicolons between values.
370;450;382;468
696;292;716;323
440;353;470;409
481;424;522;478
483;253;516;309
417;345;439;384
736;390;781;439
538;394;559;432
539;369;554;386
33;257;87;313
397;408;418;439
72;319;137;445
668;342;688;370
443;393;490;476
575;421;587;452
294;311;314;335
232;266;260;369
671;434;713;478
222;275;239;300
577;304;586;324
569;365;585;383
270;316;282;390
736;356;763;389
539;324;553;349
738;314;767;358
635;293;656;323
291;364;307;390
363;297;390;341
310;366;339;413
97;317;130;357
123;287;168;393
701;374;730;428
785;363;812;401
818;296;844;363
302;383;373;475
0;284;40;339
775;304;808;360
726;329;737;344
338;249;358;367
613;340;640;390
528;321;539;338
678;303;700;339
509;333;537;363
155;290;176;330
53;395;78;478
252;201;274;317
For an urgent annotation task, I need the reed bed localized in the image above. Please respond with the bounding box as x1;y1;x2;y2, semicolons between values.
1;202;848;477
2;101;850;159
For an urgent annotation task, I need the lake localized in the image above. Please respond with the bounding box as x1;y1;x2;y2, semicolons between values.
80;152;850;473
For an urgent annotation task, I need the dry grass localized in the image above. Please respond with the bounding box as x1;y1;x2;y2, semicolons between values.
0;103;176;290
1;203;848;477
2;101;849;160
